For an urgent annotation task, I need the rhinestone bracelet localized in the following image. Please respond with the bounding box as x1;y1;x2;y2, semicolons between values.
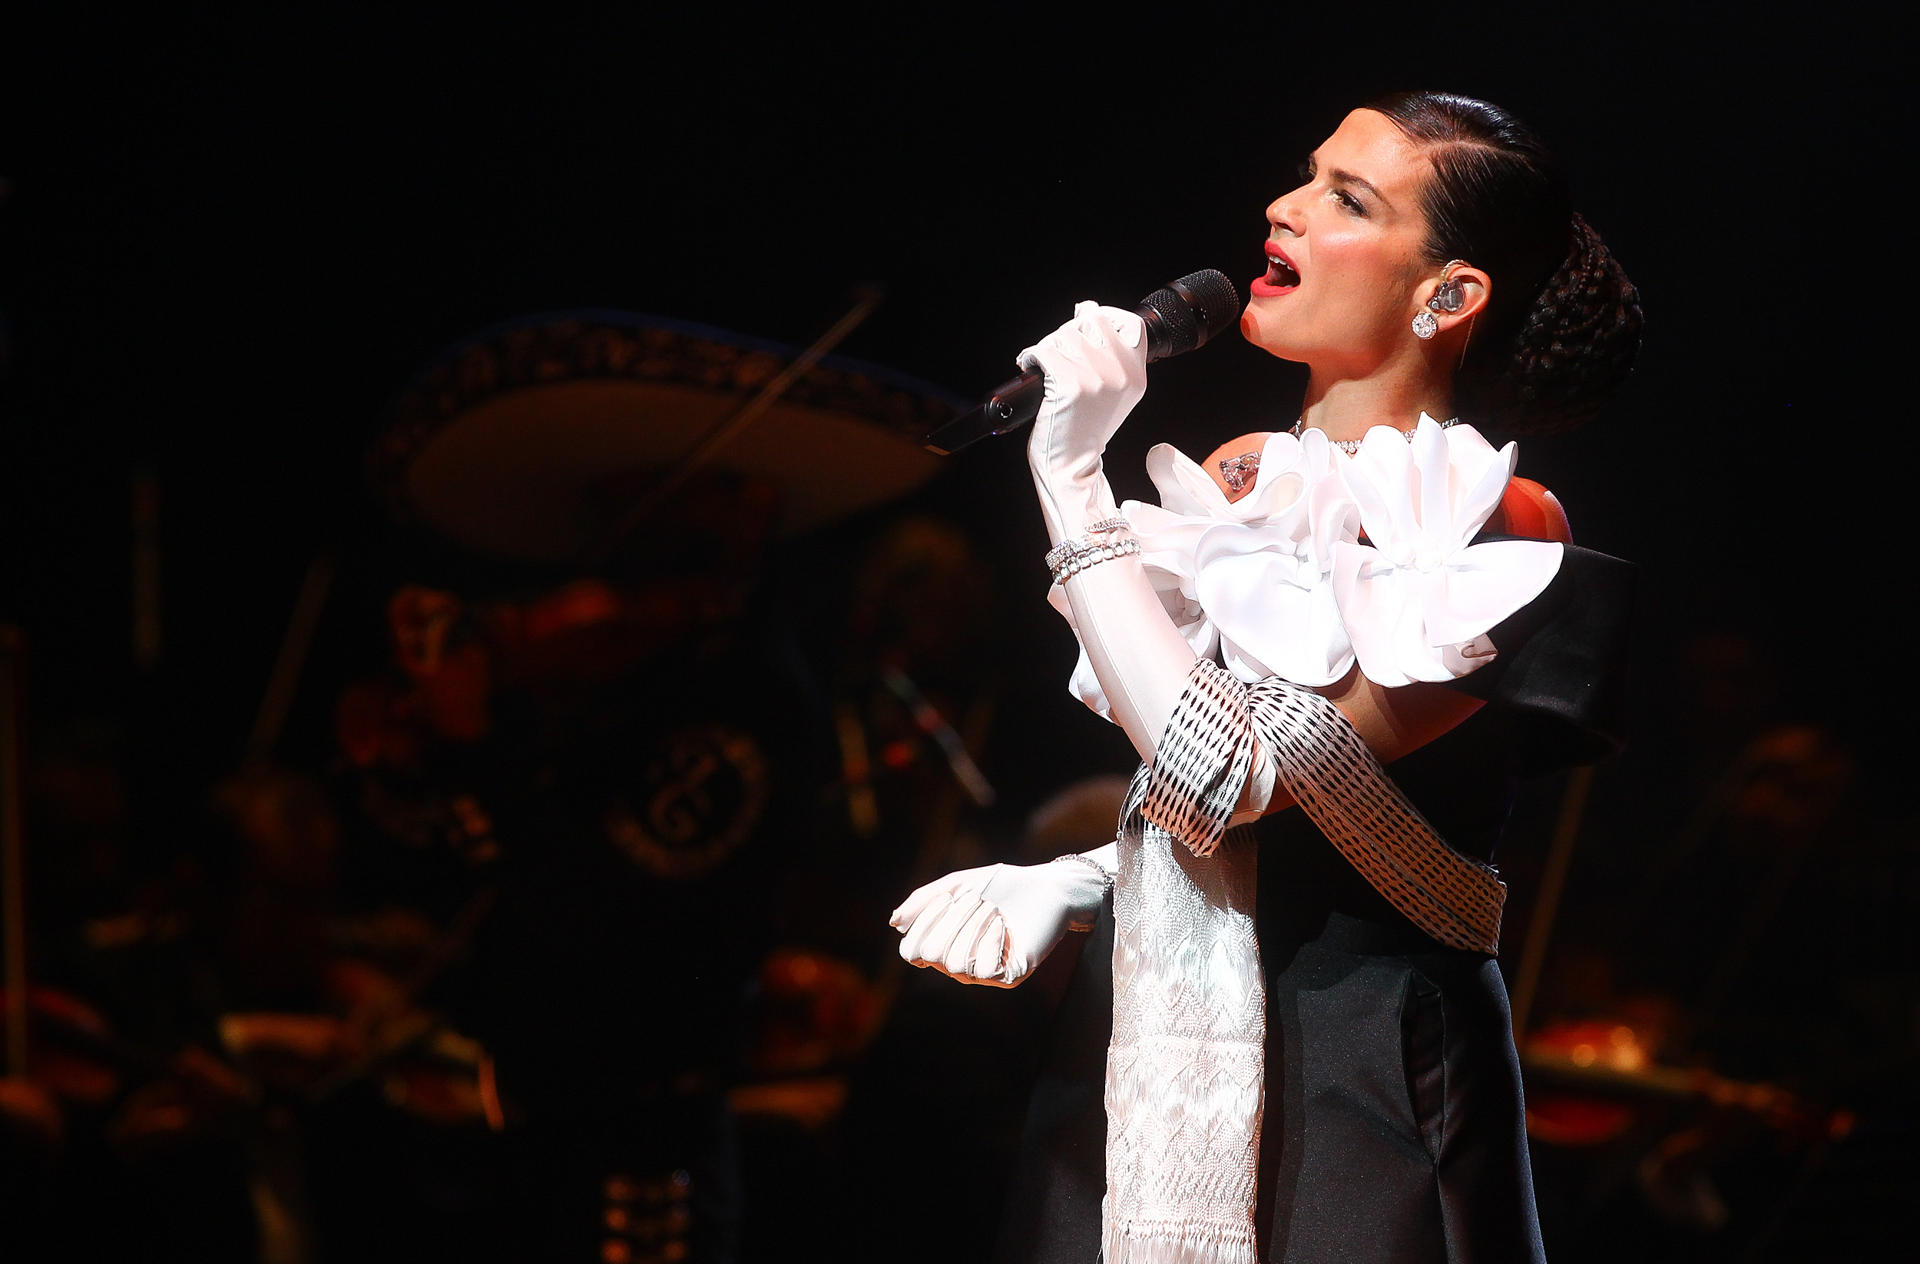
1051;851;1115;886
1046;518;1135;581
1047;532;1140;585
1043;517;1129;571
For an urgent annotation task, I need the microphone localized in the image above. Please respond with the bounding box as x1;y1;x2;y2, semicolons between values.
922;269;1241;456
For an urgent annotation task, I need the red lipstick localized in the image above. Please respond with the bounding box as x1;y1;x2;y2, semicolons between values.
1250;242;1301;297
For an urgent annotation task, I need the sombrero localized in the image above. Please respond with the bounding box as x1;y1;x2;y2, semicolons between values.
371;310;961;565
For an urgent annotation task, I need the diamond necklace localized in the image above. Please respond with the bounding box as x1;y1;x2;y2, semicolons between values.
1289;417;1458;455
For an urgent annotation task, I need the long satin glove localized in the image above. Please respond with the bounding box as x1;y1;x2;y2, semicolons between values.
1021;301;1141;546
1023;304;1276;813
890;843;1117;987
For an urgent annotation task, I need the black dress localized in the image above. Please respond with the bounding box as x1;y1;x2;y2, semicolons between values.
995;545;1634;1264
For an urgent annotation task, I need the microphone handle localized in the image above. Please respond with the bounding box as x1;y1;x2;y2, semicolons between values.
922;370;1045;457
922;307;1174;457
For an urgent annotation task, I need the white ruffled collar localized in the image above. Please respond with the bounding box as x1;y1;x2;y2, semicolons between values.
1054;414;1566;716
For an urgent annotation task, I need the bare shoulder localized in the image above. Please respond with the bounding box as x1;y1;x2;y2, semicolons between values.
1490;477;1573;544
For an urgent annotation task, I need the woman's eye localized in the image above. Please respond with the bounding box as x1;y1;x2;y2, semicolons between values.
1334;189;1366;215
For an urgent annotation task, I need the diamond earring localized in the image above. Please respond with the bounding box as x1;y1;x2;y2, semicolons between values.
1411;311;1438;339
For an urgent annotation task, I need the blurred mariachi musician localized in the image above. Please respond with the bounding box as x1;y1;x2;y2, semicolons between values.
367;310;955;1260
892;92;1642;1264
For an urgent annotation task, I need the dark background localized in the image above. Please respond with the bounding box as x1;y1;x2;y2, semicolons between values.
2;3;1898;756
2;3;1907;1261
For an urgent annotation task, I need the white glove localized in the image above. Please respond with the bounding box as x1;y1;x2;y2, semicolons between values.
889;844;1116;987
1021;302;1148;543
1021;303;1278;814
1019;301;1189;760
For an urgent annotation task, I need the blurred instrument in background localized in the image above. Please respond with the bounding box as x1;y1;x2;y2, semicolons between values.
370;307;958;569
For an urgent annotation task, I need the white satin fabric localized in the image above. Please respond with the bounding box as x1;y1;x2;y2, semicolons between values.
1054;414;1564;705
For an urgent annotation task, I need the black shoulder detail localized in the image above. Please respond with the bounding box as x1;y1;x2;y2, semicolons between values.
1444;543;1636;775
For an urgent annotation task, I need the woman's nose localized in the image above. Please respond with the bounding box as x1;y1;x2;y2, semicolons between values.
1265;192;1299;234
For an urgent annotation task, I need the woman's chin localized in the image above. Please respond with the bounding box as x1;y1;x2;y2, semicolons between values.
1239;310;1304;362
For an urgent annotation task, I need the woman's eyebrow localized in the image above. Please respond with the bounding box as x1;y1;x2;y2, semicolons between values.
1328;167;1390;208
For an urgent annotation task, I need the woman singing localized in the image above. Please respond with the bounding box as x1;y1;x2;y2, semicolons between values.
891;91;1641;1263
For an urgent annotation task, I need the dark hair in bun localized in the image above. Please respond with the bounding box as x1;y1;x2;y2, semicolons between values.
1366;90;1644;434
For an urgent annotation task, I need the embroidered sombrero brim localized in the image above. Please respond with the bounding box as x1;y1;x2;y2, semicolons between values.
372;310;961;564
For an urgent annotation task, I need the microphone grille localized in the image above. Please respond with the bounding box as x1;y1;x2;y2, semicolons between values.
1137;283;1200;360
1166;269;1241;351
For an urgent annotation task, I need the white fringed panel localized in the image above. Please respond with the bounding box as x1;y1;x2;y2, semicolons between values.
1100;662;1509;1261
1105;663;1265;1264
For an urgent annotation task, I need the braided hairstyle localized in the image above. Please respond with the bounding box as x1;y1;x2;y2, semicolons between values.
1367;91;1644;435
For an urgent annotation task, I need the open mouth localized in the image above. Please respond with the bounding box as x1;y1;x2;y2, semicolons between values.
1252;245;1300;296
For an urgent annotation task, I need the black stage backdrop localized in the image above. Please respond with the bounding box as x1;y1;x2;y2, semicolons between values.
3;4;1896;756
1;4;1906;1262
